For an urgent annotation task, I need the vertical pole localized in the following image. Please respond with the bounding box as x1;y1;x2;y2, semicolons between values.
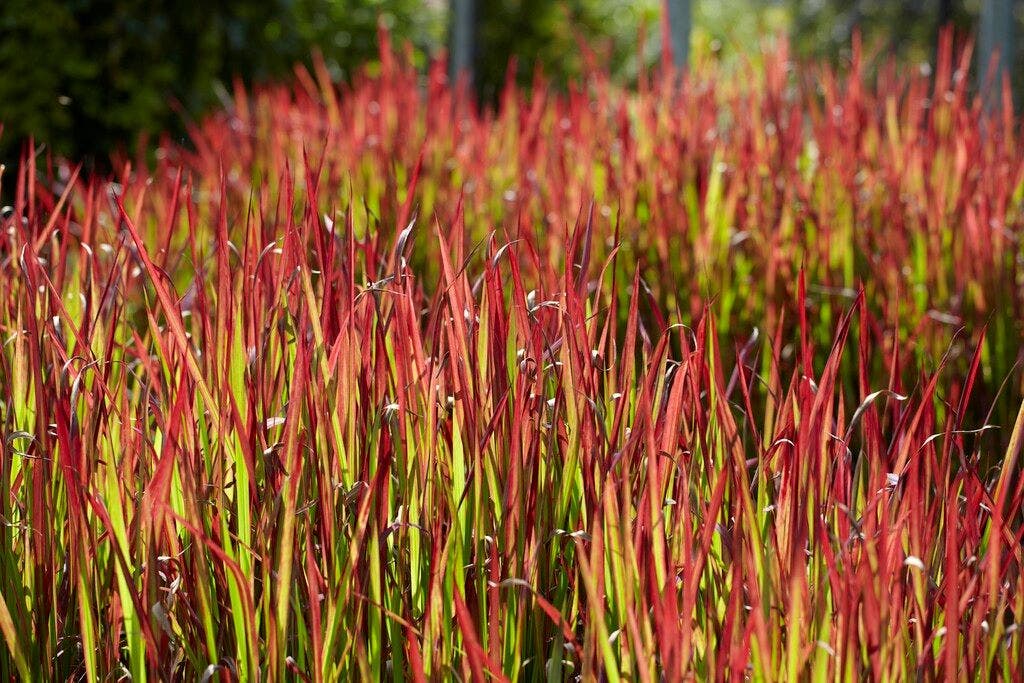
665;0;692;69
449;0;477;87
978;0;1015;105
938;0;952;27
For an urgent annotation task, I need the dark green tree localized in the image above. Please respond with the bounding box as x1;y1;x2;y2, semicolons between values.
472;0;658;101
0;0;435;167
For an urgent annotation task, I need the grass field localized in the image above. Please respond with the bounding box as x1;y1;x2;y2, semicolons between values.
1;31;1023;679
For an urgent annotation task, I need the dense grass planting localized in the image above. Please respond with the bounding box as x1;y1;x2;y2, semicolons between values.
1;32;1023;679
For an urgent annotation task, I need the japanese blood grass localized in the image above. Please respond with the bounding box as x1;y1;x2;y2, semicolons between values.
0;30;1023;681
177;30;1024;429
0;163;1023;679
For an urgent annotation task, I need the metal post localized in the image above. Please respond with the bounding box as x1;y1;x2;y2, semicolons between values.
449;0;477;87
665;0;692;69
978;0;1015;104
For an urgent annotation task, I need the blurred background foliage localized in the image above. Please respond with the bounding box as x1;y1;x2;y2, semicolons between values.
0;0;1015;167
0;0;440;165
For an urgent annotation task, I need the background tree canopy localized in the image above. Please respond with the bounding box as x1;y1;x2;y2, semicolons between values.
0;0;1015;167
0;0;439;164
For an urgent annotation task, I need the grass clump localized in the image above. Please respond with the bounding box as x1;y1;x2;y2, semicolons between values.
0;32;1022;680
